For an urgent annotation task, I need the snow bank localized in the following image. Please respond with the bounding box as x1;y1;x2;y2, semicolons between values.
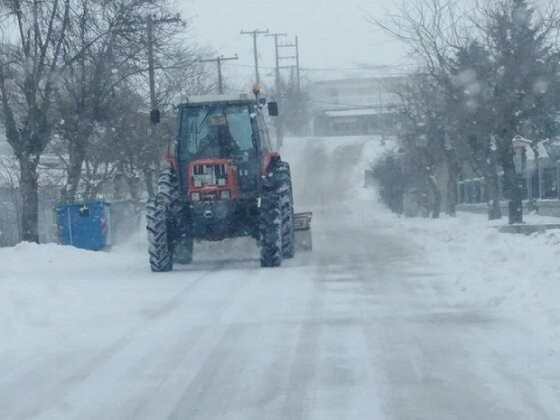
0;230;171;362
352;136;560;348
389;214;560;343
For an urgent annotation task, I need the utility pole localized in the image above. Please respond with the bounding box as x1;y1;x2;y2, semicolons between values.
146;16;157;119
240;29;269;85
266;33;287;96
145;13;181;198
295;35;301;94
279;35;301;93
266;33;287;149
278;35;304;140
200;55;239;94
146;14;182;122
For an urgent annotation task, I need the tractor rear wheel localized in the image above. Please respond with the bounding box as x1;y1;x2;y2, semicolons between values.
279;163;295;259
260;189;283;267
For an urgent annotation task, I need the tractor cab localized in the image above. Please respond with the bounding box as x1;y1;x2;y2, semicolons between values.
176;93;277;160
178;100;255;160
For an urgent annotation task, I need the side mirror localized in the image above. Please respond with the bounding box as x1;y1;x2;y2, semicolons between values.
268;102;279;117
150;109;161;125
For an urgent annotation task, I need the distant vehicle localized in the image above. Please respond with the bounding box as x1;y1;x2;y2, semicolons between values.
147;86;311;271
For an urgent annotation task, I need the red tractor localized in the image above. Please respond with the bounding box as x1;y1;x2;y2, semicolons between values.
147;89;311;271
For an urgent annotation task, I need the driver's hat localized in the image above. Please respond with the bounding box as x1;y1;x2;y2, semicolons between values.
209;114;227;126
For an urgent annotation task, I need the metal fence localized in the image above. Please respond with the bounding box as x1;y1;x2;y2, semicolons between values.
458;164;560;205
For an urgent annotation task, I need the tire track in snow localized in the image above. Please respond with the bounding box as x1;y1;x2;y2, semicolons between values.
1;262;238;418
130;270;274;420
280;278;325;420
281;137;388;419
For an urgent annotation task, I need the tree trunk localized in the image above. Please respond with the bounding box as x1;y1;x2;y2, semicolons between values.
143;167;155;199
485;158;502;220
445;179;457;217
495;117;523;224
124;174;141;202
64;140;87;202
445;153;459;217
486;172;502;220
427;174;441;219
446;173;457;217
11;187;23;242
19;157;40;243
502;152;523;224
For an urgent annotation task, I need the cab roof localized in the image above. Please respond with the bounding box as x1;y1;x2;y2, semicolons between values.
179;93;255;107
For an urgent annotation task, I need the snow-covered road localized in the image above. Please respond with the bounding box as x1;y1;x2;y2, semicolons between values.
1;136;559;419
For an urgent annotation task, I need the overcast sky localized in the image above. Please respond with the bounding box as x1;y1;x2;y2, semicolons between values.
179;0;409;88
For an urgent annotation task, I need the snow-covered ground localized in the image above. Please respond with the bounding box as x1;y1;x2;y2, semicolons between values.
381;212;560;344
1;135;560;419
349;136;560;353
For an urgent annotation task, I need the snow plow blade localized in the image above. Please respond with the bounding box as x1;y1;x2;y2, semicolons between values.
294;212;312;231
294;212;312;251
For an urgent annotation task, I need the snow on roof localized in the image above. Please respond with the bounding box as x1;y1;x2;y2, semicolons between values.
537;142;550;159
525;144;536;161
519;141;550;161
311;74;407;86
512;134;532;145
181;93;254;105
324;108;391;117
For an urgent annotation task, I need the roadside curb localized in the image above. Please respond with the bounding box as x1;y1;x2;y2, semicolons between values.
497;224;560;235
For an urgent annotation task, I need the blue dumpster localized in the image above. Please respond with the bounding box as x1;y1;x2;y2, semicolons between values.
55;201;111;251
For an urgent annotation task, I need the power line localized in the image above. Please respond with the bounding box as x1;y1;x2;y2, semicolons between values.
225;62;405;70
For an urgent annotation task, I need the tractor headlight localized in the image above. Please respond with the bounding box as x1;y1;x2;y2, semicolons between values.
220;190;230;200
191;192;200;201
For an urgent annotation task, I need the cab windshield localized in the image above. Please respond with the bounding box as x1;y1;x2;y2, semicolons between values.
178;103;254;159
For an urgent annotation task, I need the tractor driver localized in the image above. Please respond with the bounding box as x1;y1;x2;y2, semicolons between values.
197;114;239;158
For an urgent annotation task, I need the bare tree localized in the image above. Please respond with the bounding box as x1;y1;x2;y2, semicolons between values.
0;0;76;242
368;0;470;217
477;0;560;223
449;40;502;219
367;0;467;74
53;0;209;202
53;0;182;201
369;0;560;223
396;73;449;218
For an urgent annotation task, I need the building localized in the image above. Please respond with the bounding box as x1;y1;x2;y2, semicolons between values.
308;76;404;137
